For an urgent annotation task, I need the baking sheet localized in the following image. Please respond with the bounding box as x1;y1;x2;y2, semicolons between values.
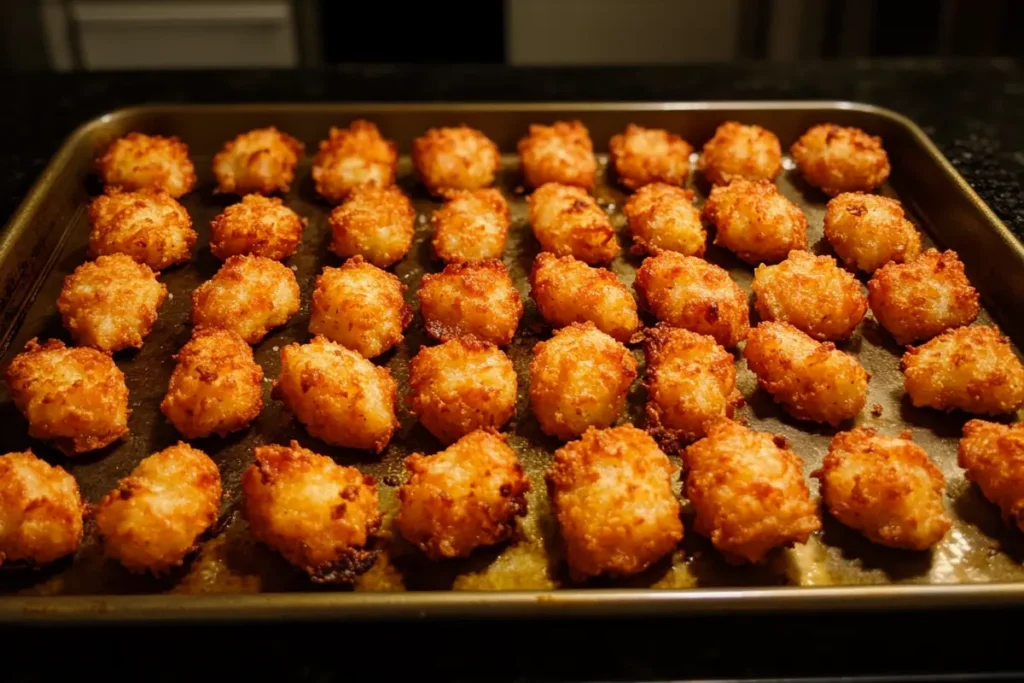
0;103;1022;619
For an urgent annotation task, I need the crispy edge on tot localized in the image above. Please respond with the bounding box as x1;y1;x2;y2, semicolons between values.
812;427;950;550
958;419;1024;533
547;425;683;580
396;428;530;559
684;419;820;564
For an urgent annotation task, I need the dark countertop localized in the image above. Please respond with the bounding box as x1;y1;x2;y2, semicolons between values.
2;59;1024;237
3;59;1024;681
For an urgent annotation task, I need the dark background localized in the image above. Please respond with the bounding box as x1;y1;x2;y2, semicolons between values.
5;0;1024;72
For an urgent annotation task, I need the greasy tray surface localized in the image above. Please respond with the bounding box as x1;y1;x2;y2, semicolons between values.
1;102;1024;621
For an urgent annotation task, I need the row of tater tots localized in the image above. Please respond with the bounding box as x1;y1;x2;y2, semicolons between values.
2;118;1023;586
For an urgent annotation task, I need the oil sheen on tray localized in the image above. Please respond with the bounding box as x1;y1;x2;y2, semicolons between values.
0;130;1022;598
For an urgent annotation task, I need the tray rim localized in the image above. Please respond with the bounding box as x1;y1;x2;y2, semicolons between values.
3;99;1023;622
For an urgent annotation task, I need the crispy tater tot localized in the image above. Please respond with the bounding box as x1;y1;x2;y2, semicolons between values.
312;120;397;203
743;321;869;426
208;194;305;261
327;185;415;268
823;193;921;274
958;420;1024;533
4;339;129;455
0;450;83;567
242;441;382;583
529;322;637;440
813;428;950;550
634;252;749;349
868;249;980;345
88;187;196;271
417;259;523;347
397;429;529;559
191;255;300;344
212;126;304;195
697;121;782;186
529;252;640;343
752;249;867;341
95;442;222;574
160;328;264;440
527;182;620;265
272;336;398;451
431;188;510;264
702;179;808;264
413;125;501;194
622;182;706;257
901;326;1024;415
517;120;597;190
644;326;742;447
57;253;167;353
94;132;196;198
684;419;820;564
548;425;682;580
309;256;411;359
791;124;891;196
608;124;693;190
407;338;517;445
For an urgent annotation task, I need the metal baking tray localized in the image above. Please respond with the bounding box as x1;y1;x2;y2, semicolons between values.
1;102;1023;623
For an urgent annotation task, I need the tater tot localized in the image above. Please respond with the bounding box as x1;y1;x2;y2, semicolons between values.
644;326;742;447
823;192;921;273
407;338;517;444
901;326;1024;415
242;441;382;583
191;255;300;344
272;336;398;451
4;339;129;455
208;194;305;261
752;250;867;341
548;425;682;580
309;256;411;359
791;124;891;196
743;321;869;426
517;120;597;190
702;179;808;264
0;450;83;567
634;252;749;348
622;182;706;257
431;188;510;264
813;428;950;550
608;124;693;190
527;182;620;265
88;187;196;271
684;419;820;564
529;252;640;342
868;249;980;345
327;185;415;268
397;429;529;559
95;442;222;574
417;259;523;347
94;132;196;198
413;125;501;194
312;120;397;203
160;328;264;440
697;121;782;186
57;253;167;353
529;322;637;440
958;419;1024;533
212;126;304;195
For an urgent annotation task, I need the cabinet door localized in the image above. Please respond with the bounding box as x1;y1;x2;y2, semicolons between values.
71;1;299;70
